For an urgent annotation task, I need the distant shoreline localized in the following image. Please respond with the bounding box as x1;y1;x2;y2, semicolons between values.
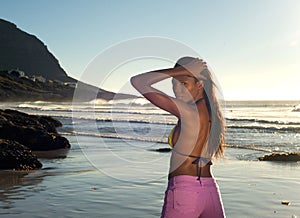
0;71;136;102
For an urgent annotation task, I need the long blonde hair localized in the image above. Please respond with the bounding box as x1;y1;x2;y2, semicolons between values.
175;57;226;158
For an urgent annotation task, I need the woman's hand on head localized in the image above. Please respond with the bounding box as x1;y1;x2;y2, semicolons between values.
179;58;207;80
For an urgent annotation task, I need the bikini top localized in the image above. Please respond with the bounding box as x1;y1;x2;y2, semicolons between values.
168;126;176;148
168;97;212;181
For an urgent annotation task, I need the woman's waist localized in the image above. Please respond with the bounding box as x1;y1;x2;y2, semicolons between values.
167;175;217;188
168;164;212;179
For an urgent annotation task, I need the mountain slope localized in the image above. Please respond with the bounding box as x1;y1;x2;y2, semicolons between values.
0;19;74;82
0;19;135;101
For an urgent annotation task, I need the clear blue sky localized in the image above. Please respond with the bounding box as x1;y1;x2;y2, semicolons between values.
1;0;300;100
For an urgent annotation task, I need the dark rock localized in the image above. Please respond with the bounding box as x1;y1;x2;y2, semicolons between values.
0;109;70;151
259;152;300;162
1;109;61;133
39;115;62;128
153;148;171;153
0;139;42;170
33;149;69;159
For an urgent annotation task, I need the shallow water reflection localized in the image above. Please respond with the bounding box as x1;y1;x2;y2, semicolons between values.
0;170;44;211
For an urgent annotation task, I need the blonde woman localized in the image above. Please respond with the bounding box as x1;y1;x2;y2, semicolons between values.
131;56;226;218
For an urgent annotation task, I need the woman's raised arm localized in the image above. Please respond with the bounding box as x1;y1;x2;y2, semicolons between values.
130;59;207;117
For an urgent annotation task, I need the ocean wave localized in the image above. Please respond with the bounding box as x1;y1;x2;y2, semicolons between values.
224;144;272;152
18;103;167;116
106;98;152;106
42;114;300;132
225;100;299;108
96;118;175;125
13;110;175;126
14;106;300;133
60;130;292;153
88;97;152;106
68;116;176;126
18;103;72;112
227;124;300;132
62;130;167;144
226;117;300;125
292;104;300;112
73;109;169;116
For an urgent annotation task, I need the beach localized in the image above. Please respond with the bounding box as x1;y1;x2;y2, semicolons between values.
1;138;299;218
215;154;300;217
0;101;300;217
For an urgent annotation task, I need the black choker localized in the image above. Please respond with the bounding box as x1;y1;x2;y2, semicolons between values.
195;97;205;104
188;97;205;105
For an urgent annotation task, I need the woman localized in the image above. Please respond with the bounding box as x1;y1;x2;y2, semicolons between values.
131;56;226;218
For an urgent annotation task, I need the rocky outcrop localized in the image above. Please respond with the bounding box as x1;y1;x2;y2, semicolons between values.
0;109;70;151
0;109;71;170
0;71;75;101
0;139;42;170
259;152;300;161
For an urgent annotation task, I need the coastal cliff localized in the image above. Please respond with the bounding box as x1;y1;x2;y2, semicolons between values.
0;19;135;101
0;19;74;82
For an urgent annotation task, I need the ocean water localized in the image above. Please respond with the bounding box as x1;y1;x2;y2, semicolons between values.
0;100;300;217
8;99;300;158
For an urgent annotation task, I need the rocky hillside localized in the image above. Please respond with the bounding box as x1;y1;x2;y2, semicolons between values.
0;19;135;101
0;70;134;101
0;70;75;101
0;19;75;82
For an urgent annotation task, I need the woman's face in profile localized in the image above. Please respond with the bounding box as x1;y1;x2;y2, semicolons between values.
172;76;202;103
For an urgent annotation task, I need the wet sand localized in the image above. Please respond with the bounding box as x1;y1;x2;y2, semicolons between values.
213;149;300;217
0;137;299;217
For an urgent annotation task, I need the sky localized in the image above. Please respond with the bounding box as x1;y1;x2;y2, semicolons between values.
1;0;300;100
